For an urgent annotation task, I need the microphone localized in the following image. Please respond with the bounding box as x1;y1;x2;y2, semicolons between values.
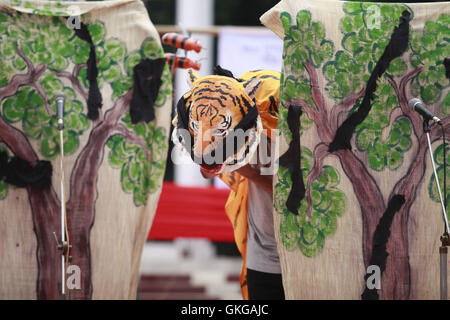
55;93;66;130
408;98;442;125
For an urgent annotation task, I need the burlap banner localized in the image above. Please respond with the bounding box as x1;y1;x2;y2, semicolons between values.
0;0;172;299
262;0;450;299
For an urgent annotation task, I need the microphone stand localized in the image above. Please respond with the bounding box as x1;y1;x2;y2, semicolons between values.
423;120;450;300
53;94;71;299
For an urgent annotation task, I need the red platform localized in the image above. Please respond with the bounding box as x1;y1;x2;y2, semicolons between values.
148;182;234;242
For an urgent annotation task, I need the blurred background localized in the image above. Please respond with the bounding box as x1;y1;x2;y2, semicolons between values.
137;0;282;300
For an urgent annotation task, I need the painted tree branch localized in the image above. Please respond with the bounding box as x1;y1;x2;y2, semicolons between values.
0;54;46;102
330;87;366;132
33;82;53;116
15;46;54;115
65;89;133;299
304;61;330;132
113;123;151;161
304;61;327;114
305;143;329;218
17;46;34;72
387;67;423;137
288;98;334;143
52;63;88;102
0;116;38;165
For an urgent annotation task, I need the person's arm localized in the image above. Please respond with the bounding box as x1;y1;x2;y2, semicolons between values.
199;164;272;195
235;164;273;196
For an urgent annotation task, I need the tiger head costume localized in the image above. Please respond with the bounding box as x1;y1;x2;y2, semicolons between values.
172;68;267;175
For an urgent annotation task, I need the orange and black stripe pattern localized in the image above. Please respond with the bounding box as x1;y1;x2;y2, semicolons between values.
164;53;201;70
162;33;202;53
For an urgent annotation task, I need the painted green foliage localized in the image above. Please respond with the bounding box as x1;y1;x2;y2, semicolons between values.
429;143;450;208
276;3;449;256
275;150;346;256
334;3;415;171
277;9;347;256
106;116;168;206
413;15;450;207
0;10;171;206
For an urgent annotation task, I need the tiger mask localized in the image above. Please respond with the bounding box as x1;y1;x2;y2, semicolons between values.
172;69;264;175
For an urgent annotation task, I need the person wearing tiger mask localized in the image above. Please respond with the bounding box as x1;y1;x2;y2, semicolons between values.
172;66;283;300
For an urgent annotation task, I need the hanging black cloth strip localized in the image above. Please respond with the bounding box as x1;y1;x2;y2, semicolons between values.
361;194;405;300
278;105;305;215
329;10;411;152
130;58;166;124
0;151;52;190
445;57;450;80
74;22;102;121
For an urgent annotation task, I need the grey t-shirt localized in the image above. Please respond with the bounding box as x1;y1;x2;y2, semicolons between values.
246;180;281;274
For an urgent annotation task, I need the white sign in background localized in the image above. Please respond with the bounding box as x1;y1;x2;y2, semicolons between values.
214;27;283;189
217;27;283;77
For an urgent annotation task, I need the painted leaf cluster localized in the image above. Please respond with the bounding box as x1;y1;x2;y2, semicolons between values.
2;85;89;159
410;14;450;108
410;13;450;205
355;81;412;171
324;3;410;100
104;37;172;206
107;115;168;206
340;3;415;172
428;143;450;213
275;148;346;257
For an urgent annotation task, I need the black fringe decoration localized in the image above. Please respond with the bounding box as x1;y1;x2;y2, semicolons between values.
130;58;166;124
278;105;305;215
0;151;52;190
74;23;103;121
361;194;405;300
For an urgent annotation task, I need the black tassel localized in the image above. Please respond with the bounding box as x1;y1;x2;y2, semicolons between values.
0;151;52;190
361;194;405;300
74;23;103;120
444;57;450;80
278;105;306;215
213;65;235;78
130;58;166;124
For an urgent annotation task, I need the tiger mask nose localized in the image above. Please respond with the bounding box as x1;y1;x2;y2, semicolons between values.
193;128;216;158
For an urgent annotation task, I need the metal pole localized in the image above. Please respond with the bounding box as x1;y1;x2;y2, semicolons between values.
173;0;214;188
440;246;448;300
425;123;449;300
59;129;66;296
426;132;450;235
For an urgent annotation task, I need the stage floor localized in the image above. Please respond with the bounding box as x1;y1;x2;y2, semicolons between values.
138;240;242;300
